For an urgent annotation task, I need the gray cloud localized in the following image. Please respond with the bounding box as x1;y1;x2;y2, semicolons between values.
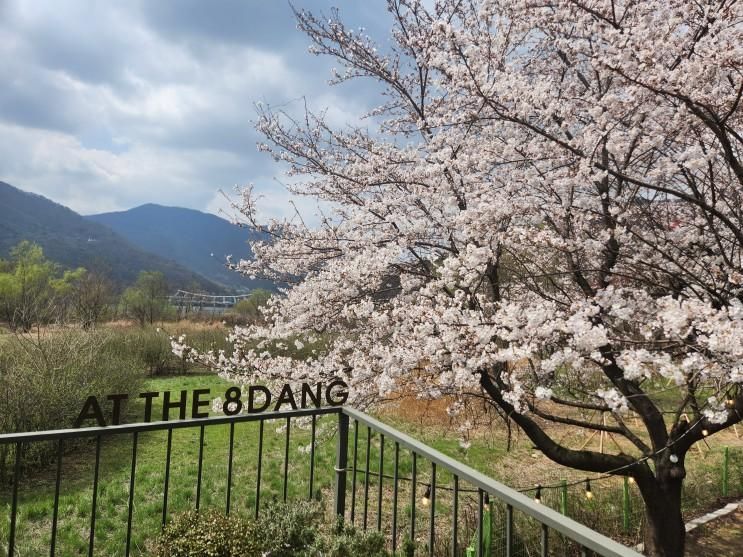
137;1;302;49
0;0;390;219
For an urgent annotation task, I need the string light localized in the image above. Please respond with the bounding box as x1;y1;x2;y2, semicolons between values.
584;479;593;499
669;454;679;464
628;477;636;484
534;485;542;504
702;429;709;437
421;484;431;507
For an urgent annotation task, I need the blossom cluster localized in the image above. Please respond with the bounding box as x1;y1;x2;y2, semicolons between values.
181;1;743;439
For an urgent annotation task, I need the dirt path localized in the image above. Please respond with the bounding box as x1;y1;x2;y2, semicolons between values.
685;509;743;556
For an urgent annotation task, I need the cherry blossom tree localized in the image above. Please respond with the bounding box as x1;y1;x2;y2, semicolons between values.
177;1;743;554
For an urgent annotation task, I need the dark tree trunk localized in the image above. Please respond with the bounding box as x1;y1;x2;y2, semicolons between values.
479;372;698;556
639;465;686;557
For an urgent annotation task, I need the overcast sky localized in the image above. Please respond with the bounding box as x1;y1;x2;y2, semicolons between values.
0;1;389;220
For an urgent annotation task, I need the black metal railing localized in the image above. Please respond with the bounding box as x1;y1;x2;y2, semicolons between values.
339;408;642;557
1;407;642;557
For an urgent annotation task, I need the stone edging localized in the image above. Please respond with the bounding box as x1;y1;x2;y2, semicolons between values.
684;499;743;533
633;499;743;553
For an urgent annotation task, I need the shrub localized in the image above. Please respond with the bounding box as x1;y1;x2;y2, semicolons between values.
153;502;391;557
105;326;232;376
316;520;388;557
253;500;322;555
222;289;272;326
128;329;173;375
153;509;262;557
0;328;144;478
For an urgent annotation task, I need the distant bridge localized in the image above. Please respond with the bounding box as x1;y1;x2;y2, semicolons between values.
168;290;251;310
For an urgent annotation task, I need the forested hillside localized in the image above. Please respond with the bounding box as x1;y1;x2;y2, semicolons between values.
0;181;221;291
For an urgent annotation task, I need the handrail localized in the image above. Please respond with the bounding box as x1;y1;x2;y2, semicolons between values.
342;407;643;557
0;406;341;444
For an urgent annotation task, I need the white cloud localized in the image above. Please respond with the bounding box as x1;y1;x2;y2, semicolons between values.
0;0;382;219
0;123;244;214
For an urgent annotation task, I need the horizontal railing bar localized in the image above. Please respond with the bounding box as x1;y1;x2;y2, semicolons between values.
0;407;342;444
342;407;642;557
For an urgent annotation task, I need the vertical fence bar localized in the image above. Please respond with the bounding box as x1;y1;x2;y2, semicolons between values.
477;489;484;557
560;478;568;515
377;434;384;531
196;425;204;511
410;452;417;543
723;446;730;497
505;504;513;557
227;422;235;513
351;420;359;524
541;524;549;557
88;435;102;557
335;412;349;519
392;442;400;551
308;415;317;500
50;439;63;557
8;442;21;557
283;417;291;502
429;462;436;556
451;475;458;557
162;428;173;526
125;432;138;557
363;426;371;530
623;476;631;533
255;419;264;519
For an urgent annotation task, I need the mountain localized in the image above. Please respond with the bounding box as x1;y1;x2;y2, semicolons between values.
0;181;222;292
87;204;274;292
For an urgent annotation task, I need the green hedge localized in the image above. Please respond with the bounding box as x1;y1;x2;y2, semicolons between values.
153;501;389;557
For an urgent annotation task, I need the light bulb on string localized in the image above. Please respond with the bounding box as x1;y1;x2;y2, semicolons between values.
669;454;679;464
421;485;431;508
628;476;636;485
702;428;709;437
584;479;593;500
534;485;542;504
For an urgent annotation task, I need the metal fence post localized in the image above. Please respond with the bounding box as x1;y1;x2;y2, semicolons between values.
722;446;730;497
335;412;350;519
560;479;568;515
622;477;630;533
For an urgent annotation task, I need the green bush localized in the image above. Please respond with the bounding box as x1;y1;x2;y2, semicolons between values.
127;329;173;375
0;329;144;477
317;519;388;557
105;327;232;376
153;501;391;557
222;289;272;326
153;509;262;557
185;328;233;360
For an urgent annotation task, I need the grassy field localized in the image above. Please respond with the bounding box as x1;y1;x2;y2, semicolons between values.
1;344;743;555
